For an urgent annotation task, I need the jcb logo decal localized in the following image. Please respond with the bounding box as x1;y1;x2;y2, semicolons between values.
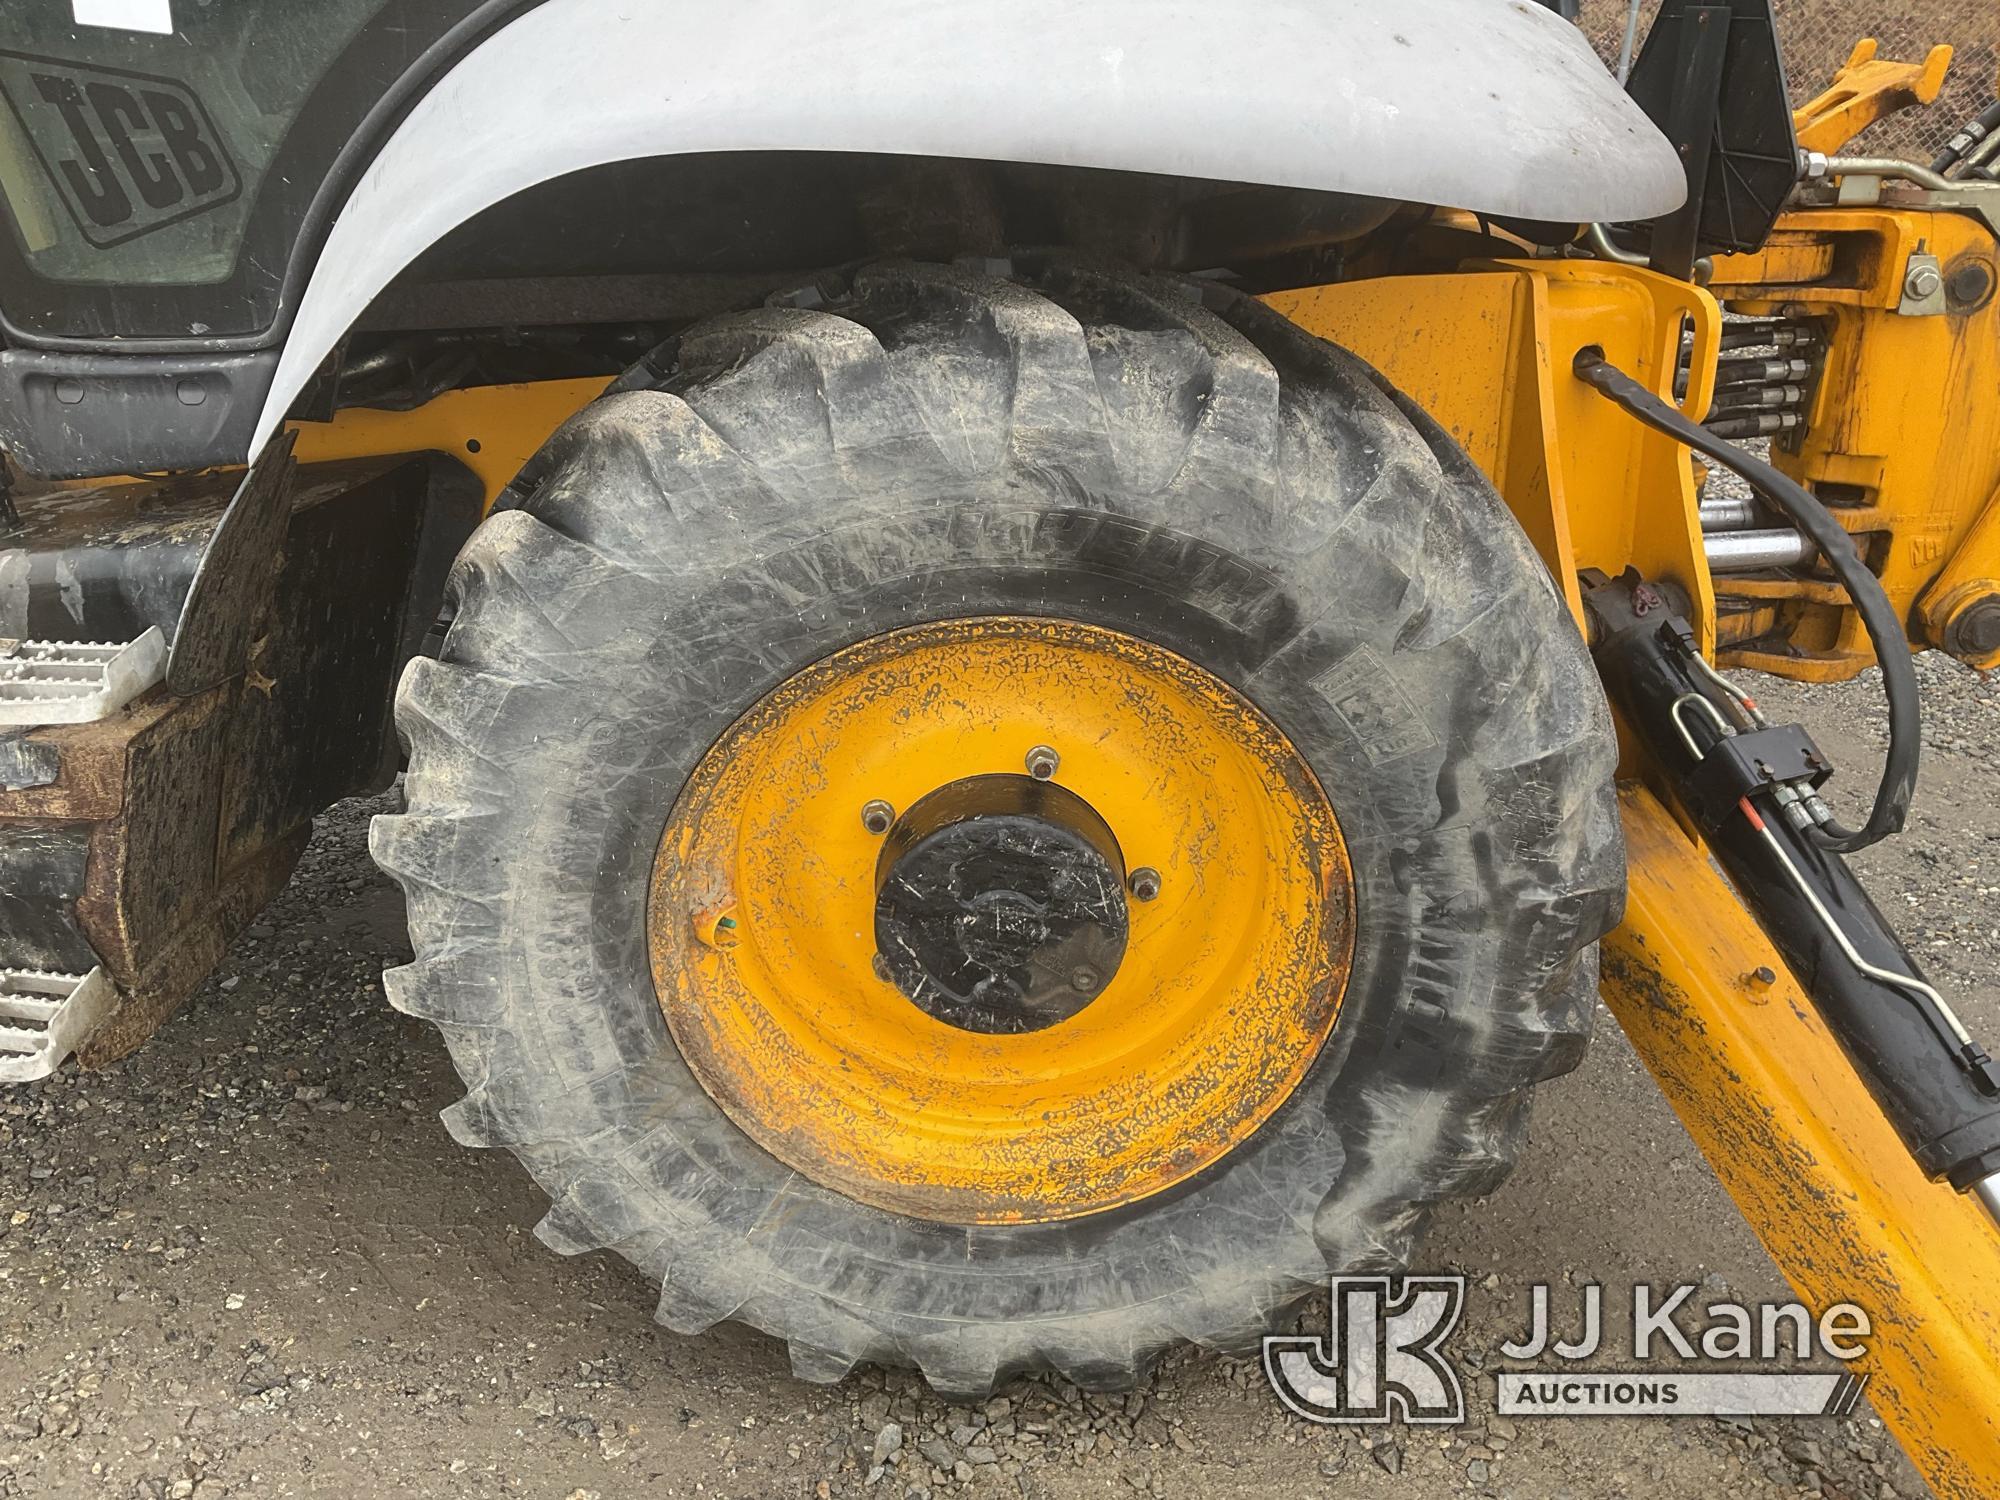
0;53;238;246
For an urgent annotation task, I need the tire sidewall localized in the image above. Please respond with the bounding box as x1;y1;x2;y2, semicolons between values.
498;488;1505;1286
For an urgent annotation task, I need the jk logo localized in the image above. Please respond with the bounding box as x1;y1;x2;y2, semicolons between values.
1264;1276;1467;1424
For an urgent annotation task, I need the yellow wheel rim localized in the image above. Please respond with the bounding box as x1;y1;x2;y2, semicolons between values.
647;616;1354;1223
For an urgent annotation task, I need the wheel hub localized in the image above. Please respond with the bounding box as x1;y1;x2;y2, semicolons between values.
645;616;1354;1224
875;775;1129;1034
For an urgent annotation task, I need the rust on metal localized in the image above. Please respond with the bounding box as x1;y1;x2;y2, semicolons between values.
0;681;311;1068
2;457;440;1065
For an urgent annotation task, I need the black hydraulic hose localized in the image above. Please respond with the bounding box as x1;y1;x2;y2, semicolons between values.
1573;348;1919;853
1933;100;2000;175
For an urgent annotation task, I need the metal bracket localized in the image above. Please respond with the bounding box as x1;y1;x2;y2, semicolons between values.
0;629;166;726
1796;178;2000;243
1625;0;1799;271
0;966;112;1082
1835;172;1884;207
1897;249;1947;316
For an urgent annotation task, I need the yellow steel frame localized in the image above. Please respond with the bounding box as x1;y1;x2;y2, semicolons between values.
1275;258;2000;1500
1268;260;1721;651
288;376;606;510
47;375;599;504
1612;787;2000;1500
1710;207;2000;676
1791;40;1954;155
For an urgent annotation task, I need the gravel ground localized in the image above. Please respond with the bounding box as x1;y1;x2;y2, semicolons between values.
4;659;1996;1500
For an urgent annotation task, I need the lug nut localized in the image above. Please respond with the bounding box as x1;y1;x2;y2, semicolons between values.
1025;745;1060;780
861;799;895;835
1129;867;1162;902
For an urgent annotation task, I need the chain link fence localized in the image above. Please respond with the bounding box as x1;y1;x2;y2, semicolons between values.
1576;0;1997;165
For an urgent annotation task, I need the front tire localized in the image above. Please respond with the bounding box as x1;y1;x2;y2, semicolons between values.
371;261;1623;1394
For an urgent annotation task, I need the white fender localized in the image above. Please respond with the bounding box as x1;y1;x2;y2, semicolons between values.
254;0;1683;450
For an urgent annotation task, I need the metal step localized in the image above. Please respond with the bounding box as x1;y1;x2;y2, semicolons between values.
0;628;167;727
0;968;113;1083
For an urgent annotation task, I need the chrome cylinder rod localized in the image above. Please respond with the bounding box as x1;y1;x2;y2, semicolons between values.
1706;528;1815;571
1976;1172;2000;1233
1699;495;1762;531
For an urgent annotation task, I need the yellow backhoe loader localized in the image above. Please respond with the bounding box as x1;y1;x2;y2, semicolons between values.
2;2;1999;1494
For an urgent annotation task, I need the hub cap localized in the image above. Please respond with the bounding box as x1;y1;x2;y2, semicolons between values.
874;774;1130;1035
647;616;1354;1223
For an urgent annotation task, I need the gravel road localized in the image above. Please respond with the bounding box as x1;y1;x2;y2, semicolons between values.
5;658;1995;1500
